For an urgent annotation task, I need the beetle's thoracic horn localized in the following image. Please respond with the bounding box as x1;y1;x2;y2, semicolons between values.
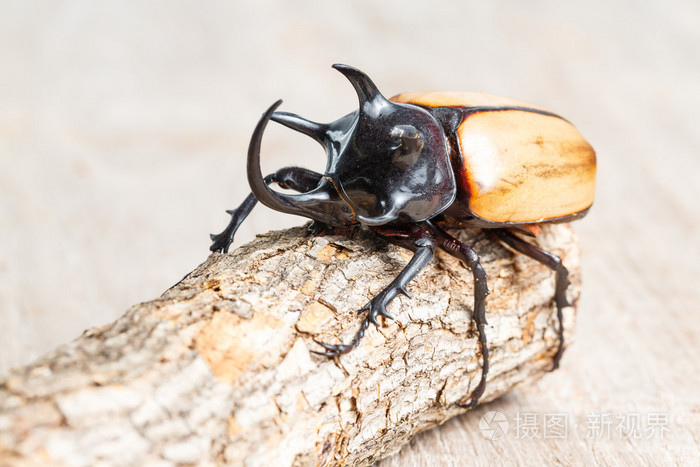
247;100;330;219
271;111;328;145
333;63;388;106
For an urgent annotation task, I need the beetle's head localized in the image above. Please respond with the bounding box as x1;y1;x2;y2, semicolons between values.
248;64;457;227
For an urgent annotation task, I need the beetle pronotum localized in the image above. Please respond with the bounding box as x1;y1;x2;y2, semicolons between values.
210;64;596;408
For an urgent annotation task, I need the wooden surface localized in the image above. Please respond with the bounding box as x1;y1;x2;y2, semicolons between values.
1;1;699;465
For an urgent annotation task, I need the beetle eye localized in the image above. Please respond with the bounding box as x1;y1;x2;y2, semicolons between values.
389;125;424;168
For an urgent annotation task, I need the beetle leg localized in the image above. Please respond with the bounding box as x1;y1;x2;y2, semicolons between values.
312;224;436;357
209;167;323;253
427;221;490;409
491;229;570;370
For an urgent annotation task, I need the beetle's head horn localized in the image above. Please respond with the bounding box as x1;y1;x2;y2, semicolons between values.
247;101;355;225
270;111;328;145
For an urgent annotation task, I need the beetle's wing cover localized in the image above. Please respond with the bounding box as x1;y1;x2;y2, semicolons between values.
391;92;596;224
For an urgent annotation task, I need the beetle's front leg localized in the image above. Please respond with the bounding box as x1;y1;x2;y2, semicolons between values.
210;167;323;253
313;224;436;357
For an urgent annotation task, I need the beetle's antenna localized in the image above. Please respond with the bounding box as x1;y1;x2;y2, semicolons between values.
333;64;388;107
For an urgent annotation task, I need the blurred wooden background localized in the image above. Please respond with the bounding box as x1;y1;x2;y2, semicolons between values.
1;1;698;464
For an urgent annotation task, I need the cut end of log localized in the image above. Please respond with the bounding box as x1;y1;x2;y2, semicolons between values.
0;224;581;466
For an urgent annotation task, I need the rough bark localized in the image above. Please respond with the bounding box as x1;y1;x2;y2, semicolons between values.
0;224;581;467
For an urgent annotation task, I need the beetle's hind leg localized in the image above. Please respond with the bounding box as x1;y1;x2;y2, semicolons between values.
209;167;323;253
491;229;570;370
313;224;436;357
428;221;490;409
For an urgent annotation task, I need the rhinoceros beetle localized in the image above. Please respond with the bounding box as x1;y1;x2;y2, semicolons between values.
210;64;596;408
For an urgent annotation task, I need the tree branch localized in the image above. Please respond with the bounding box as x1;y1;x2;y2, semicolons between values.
0;224;581;466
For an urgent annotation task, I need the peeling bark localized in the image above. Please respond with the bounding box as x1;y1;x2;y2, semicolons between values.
0;224;581;466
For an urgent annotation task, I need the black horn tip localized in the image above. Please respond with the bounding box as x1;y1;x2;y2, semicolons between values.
332;63;359;73
264;99;284;116
332;64;386;105
332;64;369;82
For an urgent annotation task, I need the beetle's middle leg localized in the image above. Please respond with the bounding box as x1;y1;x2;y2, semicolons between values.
491;229;570;370
210;167;323;253
312;223;437;357
427;221;490;409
